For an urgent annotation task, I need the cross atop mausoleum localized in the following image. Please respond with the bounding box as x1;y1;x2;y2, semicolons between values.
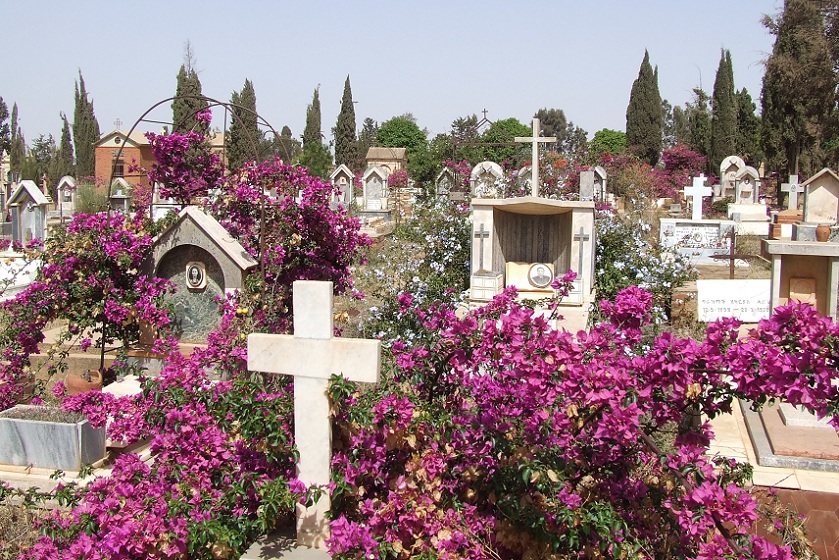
515;118;557;197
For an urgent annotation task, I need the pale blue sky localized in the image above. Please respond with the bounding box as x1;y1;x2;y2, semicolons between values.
4;1;779;145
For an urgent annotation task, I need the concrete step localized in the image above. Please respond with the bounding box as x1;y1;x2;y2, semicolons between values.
240;527;330;560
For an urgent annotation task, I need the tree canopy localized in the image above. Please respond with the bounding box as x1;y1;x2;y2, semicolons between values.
72;71;100;178
171;42;209;135
333;76;359;172
710;50;737;172
226;79;259;171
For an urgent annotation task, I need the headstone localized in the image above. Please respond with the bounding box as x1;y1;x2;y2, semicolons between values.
7;180;50;244
470;161;504;198
55;176;76;222
248;280;382;549
734;166;760;204
763;239;839;320
781;175;802;211
469;197;596;331
593;166;607;201
719;155;746;199
329;164;354;207
802;168;839;225
683;175;712;221
579;171;595;202
696;279;771;322
514;118;557;197
109;178;131;215
362;167;388;211
659;218;735;266
145;206;258;343
435;168;454;198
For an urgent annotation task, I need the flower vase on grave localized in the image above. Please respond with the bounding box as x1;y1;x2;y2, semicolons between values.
816;223;831;242
66;369;103;395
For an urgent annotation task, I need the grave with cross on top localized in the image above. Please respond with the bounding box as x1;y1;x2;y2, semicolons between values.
248;280;382;549
781;175;802;211
683;174;712;221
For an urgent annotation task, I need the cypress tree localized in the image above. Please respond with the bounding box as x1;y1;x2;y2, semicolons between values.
687;88;712;168
333;76;359;171
50;112;75;185
735;88;762;166
710;50;737;171
172;42;209;134
761;0;835;175
0;97;9;158
625;50;663;166
226;79;259;170
9;103;24;181
73;71;100;178
302;86;322;148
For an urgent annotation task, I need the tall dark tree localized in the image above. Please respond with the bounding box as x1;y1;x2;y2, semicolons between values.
710;50;737;171
23;134;55;184
172;41;209;135
333;76;359;171
356;117;378;171
735;88;762;166
72;71;100;178
299;87;331;178
625;51;663;166
302;86;323;149
761;0;835;175
9;103;24;181
450;114;483;165
0;97;10;158
272;125;301;163
686;88;712;167
226;79;259;171
50;112;75;188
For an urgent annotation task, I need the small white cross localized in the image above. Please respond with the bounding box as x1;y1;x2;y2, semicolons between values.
683;174;712;221
514;118;557;197
248;281;381;548
781;175;801;210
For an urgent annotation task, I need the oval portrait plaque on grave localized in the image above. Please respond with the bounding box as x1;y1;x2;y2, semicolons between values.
186;262;207;290
528;263;554;289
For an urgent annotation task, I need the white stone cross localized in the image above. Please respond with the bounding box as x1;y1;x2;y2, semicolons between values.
683;174;712;221
248;280;381;549
781;174;801;210
515;118;557;197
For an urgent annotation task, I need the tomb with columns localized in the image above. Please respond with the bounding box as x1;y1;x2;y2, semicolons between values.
468;118;595;333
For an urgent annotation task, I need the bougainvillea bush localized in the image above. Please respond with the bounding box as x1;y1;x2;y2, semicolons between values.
328;288;835;559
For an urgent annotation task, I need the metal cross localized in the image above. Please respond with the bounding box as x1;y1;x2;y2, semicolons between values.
114;118;123;129
780;175;801;210
474;223;490;271
574;227;590;274
514;118;557;197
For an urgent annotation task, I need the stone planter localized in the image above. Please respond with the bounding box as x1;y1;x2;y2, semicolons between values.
0;405;106;470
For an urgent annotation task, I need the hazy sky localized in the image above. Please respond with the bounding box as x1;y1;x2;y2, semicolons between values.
3;1;780;146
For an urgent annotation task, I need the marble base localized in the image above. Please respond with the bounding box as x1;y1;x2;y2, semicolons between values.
0;405;106;471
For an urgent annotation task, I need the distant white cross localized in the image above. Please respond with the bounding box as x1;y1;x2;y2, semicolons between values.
781;175;801;210
248;281;382;549
515;118;557;197
114;118;123;129
683;174;712;221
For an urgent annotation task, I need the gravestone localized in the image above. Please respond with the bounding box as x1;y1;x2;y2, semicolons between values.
735;166;760;204
469;196;596;332
362;166;387;211
329;164;354;207
7;180;50;244
726;166;769;235
109;178;131;215
248;280;382;549
435;168;454;198
683;175;712;221
54;176;76;223
696;279;771;322
659;218;735;266
719;155;745;199
781;175;802;211
763;239;839;320
470;161;504;198
514;118;556;197
145;206;258;343
579;171;595;202
593;166;608;201
802;168;839;225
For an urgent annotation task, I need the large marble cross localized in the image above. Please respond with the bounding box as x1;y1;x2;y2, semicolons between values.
683;174;712;221
574;227;590;275
515;118;557;197
248;281;382;549
474;223;490;271
781;175;801;210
